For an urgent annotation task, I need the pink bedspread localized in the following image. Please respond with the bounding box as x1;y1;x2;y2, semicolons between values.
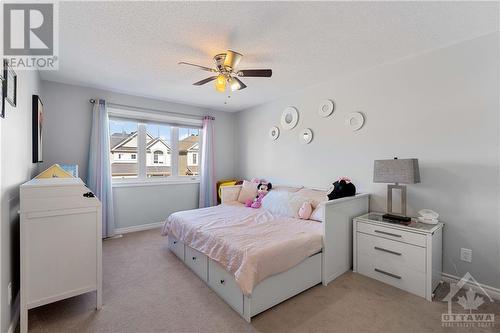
162;202;323;295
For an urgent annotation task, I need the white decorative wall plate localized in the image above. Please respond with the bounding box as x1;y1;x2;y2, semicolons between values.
346;112;365;131
281;106;299;130
269;126;280;140
318;99;335;117
300;128;313;144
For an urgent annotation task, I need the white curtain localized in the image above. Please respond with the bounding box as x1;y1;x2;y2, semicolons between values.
199;116;217;207
87;99;115;238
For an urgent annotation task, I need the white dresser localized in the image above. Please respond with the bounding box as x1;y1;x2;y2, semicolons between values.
19;178;102;333
353;213;443;301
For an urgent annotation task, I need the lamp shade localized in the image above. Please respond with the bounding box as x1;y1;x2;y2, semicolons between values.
373;158;420;184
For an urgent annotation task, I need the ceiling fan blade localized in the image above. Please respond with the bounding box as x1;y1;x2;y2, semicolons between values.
231;77;247;91
193;76;217;86
237;69;272;77
178;62;216;72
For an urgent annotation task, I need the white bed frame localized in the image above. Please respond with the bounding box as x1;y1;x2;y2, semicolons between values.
168;186;369;322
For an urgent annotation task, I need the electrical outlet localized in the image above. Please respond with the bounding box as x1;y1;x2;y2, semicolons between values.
7;282;12;306
460;248;472;263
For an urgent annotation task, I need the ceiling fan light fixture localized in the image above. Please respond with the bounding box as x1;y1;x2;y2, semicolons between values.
215;74;226;92
229;77;242;91
223;50;243;70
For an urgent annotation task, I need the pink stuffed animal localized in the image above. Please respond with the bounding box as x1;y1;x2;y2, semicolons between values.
245;182;272;208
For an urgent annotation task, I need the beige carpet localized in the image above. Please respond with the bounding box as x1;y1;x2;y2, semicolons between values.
25;228;499;333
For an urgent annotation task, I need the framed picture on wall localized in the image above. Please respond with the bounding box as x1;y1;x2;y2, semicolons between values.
32;95;44;163
4;59;17;107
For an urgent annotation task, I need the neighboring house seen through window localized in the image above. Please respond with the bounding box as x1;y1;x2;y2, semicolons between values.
109;114;200;182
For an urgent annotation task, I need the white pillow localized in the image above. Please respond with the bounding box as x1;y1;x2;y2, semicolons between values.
310;204;325;222
237;180;258;204
261;191;308;218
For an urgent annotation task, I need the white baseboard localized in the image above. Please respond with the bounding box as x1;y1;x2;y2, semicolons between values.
114;221;164;234
7;293;20;333
442;272;500;300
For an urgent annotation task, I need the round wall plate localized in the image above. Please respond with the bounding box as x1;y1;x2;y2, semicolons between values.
300;128;313;144
346;112;365;131
318;99;335;117
281;106;299;130
269;126;280;140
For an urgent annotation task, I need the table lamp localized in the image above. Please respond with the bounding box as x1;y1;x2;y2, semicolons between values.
373;157;420;222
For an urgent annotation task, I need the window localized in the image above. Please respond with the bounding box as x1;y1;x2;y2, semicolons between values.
153;151;163;164
178;127;200;176
109;119;138;178
146;123;171;177
109;111;200;183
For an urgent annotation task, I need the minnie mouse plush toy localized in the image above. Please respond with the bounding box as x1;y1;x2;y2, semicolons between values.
245;182;272;208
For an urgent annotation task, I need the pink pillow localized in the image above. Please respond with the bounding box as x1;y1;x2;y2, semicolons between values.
295;188;328;208
237;180;258;204
298;202;313;220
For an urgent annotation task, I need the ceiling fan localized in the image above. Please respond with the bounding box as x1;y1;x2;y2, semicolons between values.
178;50;272;93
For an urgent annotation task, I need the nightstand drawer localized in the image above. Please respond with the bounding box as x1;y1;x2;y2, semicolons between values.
356;221;426;247
357;255;426;298
357;232;426;273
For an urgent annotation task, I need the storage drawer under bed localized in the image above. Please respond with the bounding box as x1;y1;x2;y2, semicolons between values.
208;259;244;314
168;236;185;261
185;246;208;281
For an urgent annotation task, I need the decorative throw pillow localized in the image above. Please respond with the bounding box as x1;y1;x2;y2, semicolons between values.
261;191;307;218
237;180;258;204
310;205;324;222
298;202;313;220
295;188;328;209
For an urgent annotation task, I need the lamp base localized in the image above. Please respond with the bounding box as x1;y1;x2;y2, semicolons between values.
382;213;412;225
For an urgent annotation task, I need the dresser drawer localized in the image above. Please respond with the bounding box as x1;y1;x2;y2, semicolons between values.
168;236;185;261
185;246;208;281
208;259;243;314
357;255;426;298
357;232;426;273
356;221;426;247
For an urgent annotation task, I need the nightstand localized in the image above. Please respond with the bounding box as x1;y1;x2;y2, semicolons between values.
353;212;443;301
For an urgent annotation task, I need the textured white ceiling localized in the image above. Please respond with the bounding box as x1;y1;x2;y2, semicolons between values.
41;1;499;112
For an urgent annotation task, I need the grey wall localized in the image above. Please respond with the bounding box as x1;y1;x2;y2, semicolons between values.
235;33;500;288
40;81;237;229
0;70;41;332
113;183;199;228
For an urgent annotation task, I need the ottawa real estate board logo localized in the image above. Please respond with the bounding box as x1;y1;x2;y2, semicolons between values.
2;2;59;70
442;272;495;328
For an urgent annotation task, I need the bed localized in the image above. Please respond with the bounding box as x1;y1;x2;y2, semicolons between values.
162;185;369;322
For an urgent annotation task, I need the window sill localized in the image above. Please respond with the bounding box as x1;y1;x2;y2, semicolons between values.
112;178;200;188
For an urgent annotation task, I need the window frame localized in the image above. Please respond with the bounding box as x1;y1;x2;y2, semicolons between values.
108;107;202;186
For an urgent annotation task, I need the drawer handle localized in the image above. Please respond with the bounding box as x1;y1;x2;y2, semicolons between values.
374;230;402;238
374;246;402;256
220;279;225;285
192;256;196;261
374;268;401;279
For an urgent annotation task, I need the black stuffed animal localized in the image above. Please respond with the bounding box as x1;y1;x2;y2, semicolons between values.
327;177;356;200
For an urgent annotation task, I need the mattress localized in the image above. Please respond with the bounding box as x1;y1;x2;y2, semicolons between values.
162;202;323;295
